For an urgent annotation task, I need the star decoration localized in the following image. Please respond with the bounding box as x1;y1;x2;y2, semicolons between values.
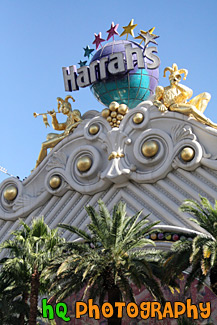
139;30;159;47
141;27;157;37
83;45;94;59
134;34;146;44
106;22;119;41
78;60;87;67
92;32;105;50
120;19;138;40
135;27;157;44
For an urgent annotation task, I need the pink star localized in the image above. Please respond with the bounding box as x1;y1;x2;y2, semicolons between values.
106;22;119;41
92;32;105;50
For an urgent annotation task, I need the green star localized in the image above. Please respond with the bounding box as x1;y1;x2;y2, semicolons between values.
83;45;94;59
78;60;87;67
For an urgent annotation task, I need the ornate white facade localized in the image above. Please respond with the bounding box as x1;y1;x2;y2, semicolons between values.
1;101;217;258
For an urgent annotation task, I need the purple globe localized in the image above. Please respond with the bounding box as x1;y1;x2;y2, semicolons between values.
90;40;159;109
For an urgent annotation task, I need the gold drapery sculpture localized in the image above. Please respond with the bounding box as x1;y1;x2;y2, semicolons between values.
154;63;217;129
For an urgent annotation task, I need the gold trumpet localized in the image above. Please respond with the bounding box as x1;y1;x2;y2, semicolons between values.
33;111;56;127
33;111;59;118
33;111;60;128
33;95;76;128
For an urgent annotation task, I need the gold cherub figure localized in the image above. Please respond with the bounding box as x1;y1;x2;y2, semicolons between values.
154;63;217;129
35;96;82;168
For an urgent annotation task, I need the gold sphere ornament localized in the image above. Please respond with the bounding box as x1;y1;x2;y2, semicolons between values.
107;116;112;122
142;140;159;158
102;109;110;118
117;114;124;120
3;185;18;201
109;101;119;111
111;111;117;118
180;147;195;162
49;175;62;189
89;125;99;135
77;156;92;172
118;104;128;115
133;113;144;124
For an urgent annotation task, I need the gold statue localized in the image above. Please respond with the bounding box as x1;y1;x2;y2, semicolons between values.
154;63;217;129
35;96;81;168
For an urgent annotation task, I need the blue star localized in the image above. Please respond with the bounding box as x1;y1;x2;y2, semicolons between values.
83;45;94;59
78;60;87;67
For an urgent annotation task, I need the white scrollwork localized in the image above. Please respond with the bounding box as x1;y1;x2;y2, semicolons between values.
171;124;203;170
121;106;149;132
64;145;110;193
129;129;174;182
0;178;23;211
0;175;46;219
172;141;203;170
46;152;67;171
171;124;196;143
83;116;110;141
44;172;70;197
13;188;45;212
2;103;217;221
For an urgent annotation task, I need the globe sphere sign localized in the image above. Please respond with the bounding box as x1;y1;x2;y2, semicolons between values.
62;22;160;109
90;40;159;108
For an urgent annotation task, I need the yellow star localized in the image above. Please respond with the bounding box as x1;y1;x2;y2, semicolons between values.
141;27;157;37
134;34;145;44
120;19;138;40
135;27;157;45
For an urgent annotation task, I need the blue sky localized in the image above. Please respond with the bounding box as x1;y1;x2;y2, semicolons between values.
1;0;217;183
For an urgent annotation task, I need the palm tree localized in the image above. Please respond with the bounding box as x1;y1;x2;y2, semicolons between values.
0;226;32;324
180;196;217;295
45;200;164;325
0;272;29;325
0;289;29;325
163;196;217;296
0;216;64;325
27;217;64;325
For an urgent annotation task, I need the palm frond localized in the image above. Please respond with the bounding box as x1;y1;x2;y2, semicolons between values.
58;224;91;242
98;199;112;232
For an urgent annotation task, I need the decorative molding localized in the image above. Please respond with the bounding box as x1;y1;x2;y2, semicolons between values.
46;152;68;171
2;102;217;221
171;124;196;143
13;188;44;212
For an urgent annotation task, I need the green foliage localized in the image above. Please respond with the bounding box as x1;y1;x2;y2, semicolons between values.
45;200;164;306
160;239;192;292
0;280;29;324
164;196;217;295
181;196;217;289
177;316;199;325
0;216;64;323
